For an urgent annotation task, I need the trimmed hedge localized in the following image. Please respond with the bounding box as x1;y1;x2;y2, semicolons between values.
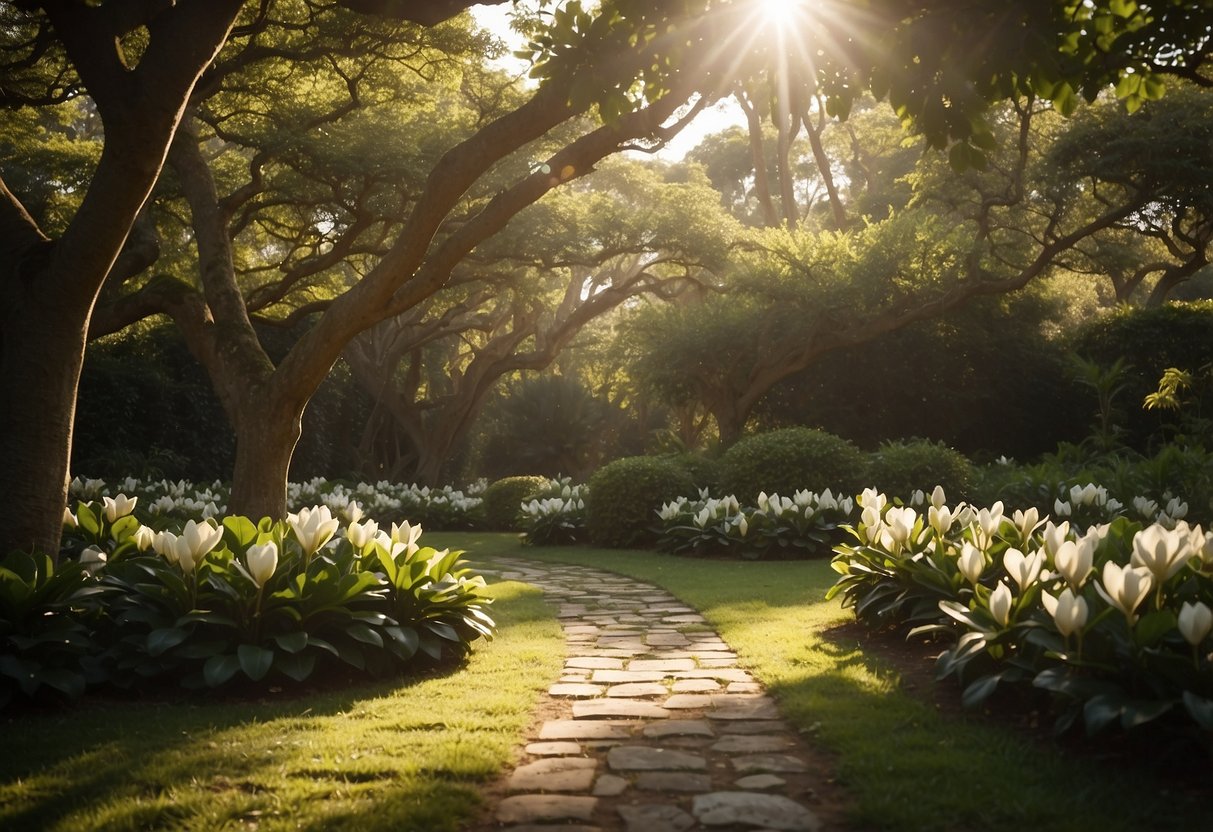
587;456;695;548
481;476;549;530
664;453;722;492
868;439;974;501
719;427;867;502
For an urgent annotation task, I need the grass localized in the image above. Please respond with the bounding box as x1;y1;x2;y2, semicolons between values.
431;532;1213;832
0;579;563;832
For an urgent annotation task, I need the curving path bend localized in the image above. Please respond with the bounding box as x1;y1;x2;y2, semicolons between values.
472;556;843;832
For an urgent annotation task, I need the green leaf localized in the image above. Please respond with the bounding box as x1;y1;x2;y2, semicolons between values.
202;654;241;688
1083;693;1124;735
274;651;316;682
1182;691;1213;730
272;631;308;654
223;515;260;549
345;622;384;647
77;503;100;537
146;627;190;656
237;644;274;682
1134;609;1175;647
424;620;461;642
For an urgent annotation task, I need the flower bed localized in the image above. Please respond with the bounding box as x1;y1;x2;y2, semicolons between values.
1;478;495;708
828;488;1213;736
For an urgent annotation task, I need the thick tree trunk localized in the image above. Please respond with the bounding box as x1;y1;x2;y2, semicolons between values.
228;396;304;521
0;299;86;554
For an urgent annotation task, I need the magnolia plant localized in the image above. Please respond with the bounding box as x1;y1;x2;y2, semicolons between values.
829;490;1213;736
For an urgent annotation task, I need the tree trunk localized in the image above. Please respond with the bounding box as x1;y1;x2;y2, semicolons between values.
0;299;86;554
227;396;304;521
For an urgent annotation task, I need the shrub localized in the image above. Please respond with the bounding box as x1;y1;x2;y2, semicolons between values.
869;439;974;501
481;476;549;530
663;453;722;492
586;456;694;548
719;427;867;503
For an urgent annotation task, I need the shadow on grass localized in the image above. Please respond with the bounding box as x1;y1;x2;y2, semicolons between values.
0;581;559;832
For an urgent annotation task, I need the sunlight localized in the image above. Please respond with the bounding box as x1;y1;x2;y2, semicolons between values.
758;0;810;30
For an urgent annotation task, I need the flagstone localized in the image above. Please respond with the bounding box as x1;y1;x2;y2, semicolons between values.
692;791;821;831
573;699;671;719
607;745;707;771
637;771;713;791
732;754;809;773
628;658;695;672
606;682;670;698
540;720;631;740
642;719;715;738
496;795;598;825
591;669;668;683
618;804;695;832
508;757;597;792
550;683;605;698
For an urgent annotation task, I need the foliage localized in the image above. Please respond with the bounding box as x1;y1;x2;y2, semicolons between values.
663;453;722;492
657;489;856;560
481;476;549;531
972;442;1213;527
868;439;974;502
764;291;1085;458
828;490;1213;737
2;485;495;707
1070;301;1213;448
586;456;694;548
0;552;103;708
720;427;868;503
519;479;589;546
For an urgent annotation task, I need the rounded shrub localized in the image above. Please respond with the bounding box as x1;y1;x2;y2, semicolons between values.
868;439;974;501
481;475;549;530
720;427;867;502
587;456;695;548
664;453;722;492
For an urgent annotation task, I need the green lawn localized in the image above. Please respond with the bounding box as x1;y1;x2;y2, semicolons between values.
0;580;562;832
432;532;1213;832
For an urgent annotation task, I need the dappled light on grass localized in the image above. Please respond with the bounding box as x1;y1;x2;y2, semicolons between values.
0;581;562;832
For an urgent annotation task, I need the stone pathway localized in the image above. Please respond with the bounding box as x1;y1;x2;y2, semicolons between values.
471;556;841;832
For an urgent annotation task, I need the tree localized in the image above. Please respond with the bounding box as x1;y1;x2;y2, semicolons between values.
0;0;506;555
4;0;1211;556
624;91;1213;444
342;158;737;483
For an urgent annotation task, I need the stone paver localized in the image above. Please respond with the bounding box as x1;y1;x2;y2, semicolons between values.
473;557;829;832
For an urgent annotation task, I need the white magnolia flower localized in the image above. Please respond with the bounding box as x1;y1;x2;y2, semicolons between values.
1053;538;1095;590
132;525;155;552
1053;499;1072;518
1012;507;1041;541
102;493;138;523
929;504;956;537
1095;562;1153;622
1003;547;1044;591
1040;520;1071;558
289;505;340;556
390;520;424;557
1042;588;1088;637
988;582;1013;627
176;519;224;570
930;485;947;510
244;542;279;588
63;507;78;528
958;542;985;585
79;546;108;573
1130;524;1189;585
1178;601;1213;646
346;518;379;549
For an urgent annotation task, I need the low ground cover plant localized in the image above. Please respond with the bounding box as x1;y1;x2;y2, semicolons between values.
2;484;495;708
829;487;1213;737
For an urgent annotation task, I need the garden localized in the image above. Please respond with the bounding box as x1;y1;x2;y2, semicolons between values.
4;1;1213;830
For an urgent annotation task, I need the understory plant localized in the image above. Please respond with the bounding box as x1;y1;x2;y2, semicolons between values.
520;479;588;546
2;494;493;707
828;487;1213;737
657;488;856;559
